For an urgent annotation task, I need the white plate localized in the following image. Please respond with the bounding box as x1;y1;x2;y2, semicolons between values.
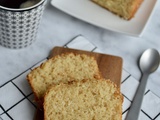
51;0;158;37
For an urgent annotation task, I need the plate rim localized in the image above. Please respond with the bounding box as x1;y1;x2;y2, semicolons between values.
50;0;158;37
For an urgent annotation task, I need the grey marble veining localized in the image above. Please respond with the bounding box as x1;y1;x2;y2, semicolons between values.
0;0;160;97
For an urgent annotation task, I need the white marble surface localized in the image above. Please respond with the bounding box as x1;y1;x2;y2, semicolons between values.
0;0;160;97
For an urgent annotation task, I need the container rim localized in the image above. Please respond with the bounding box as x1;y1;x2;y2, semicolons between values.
0;0;46;12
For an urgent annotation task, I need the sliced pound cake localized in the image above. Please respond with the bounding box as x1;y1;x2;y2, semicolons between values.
92;0;143;20
44;78;123;120
27;53;101;107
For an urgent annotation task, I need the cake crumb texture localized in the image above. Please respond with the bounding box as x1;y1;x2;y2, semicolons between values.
27;53;101;105
44;79;123;120
92;0;144;20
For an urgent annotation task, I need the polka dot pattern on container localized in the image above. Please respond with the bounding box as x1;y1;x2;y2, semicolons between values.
0;1;46;49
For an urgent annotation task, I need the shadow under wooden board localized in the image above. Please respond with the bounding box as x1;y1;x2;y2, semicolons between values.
34;46;123;120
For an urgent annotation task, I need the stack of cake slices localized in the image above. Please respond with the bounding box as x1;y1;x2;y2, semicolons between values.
27;53;123;120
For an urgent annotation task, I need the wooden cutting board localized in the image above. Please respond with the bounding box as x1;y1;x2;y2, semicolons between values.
34;46;123;120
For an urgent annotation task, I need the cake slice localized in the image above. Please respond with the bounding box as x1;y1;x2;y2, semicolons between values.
44;78;123;120
27;53;101;107
92;0;143;20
